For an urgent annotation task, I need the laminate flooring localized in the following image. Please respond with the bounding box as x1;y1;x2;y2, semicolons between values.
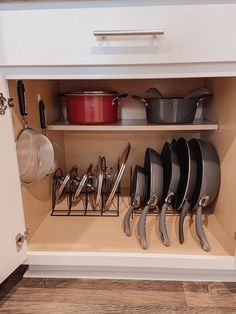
0;266;236;314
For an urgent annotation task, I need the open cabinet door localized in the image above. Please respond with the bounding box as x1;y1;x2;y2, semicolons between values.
0;76;27;283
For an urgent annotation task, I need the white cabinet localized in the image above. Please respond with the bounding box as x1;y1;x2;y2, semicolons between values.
0;76;27;284
0;2;236;282
0;4;236;66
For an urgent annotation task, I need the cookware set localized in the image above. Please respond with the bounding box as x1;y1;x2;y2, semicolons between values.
123;138;220;252
51;143;131;216
62;87;212;125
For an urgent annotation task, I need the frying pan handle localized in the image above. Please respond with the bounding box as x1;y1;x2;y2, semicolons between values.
123;205;135;236
179;200;191;244
132;95;148;107
137;205;150;250
195;205;211;252
159;202;170;247
17;80;27;117
39;100;46;130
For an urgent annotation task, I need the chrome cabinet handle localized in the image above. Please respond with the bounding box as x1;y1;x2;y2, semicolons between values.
93;29;164;37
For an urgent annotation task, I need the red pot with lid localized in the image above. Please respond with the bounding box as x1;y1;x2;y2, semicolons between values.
63;91;128;125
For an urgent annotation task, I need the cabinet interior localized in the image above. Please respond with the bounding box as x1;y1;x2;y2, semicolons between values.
8;77;236;256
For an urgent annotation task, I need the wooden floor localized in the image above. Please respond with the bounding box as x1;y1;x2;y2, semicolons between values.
0;266;236;313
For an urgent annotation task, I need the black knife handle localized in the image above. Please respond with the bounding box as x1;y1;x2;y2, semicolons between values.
39;100;46;130
17;80;27;117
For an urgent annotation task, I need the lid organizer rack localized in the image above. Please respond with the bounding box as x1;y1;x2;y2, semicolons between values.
51;190;120;217
50;143;131;217
51;143;130;217
51;166;120;217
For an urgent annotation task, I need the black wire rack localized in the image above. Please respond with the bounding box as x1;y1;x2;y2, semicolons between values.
51;167;120;217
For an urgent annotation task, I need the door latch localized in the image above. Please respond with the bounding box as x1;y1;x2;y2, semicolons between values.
15;229;29;252
0;92;14;115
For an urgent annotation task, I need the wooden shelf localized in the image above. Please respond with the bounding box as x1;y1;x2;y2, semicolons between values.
47;119;219;132
28;197;234;256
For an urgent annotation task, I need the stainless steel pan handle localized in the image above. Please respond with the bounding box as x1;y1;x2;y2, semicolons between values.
123;205;135;237
195;196;211;252
179;200;191;244
93;29;164;37
159;202;170;247
137;205;150;250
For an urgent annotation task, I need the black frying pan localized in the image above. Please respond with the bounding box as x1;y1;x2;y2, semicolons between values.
123;165;146;237
173;138;198;244
188;139;220;252
137;148;163;250
159;142;180;247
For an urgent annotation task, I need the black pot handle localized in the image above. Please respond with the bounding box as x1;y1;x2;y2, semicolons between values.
112;93;128;105
196;93;213;107
146;87;163;98
132;95;148;107
17;80;27;117
39;100;46;131
118;93;128;99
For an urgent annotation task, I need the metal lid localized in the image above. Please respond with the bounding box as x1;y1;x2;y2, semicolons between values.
105;143;131;209
64;91;119;96
72;163;93;206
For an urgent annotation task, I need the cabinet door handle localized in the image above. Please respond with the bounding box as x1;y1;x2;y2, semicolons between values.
93;29;164;38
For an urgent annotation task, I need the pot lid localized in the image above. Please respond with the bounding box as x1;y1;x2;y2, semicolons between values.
105;143;131;209
64;91;119;96
72;163;93;206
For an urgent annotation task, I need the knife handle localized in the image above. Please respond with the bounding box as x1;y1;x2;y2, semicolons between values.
39;100;46;130
17;80;27;117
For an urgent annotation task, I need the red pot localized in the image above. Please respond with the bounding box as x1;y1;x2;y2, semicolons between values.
64;91;127;125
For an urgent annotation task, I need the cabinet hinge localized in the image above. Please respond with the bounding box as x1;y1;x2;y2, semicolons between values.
0;92;14;115
15;228;29;252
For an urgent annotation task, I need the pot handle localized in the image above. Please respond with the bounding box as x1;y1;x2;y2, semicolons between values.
184;87;212;99
132;95;148;107
112;93;128;105
146;87;163;98
195;196;210;252
137;205;150;250
196;93;213;107
179;200;191;244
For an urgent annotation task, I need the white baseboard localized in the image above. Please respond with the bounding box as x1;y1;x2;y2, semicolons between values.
24;265;236;282
25;251;236;281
